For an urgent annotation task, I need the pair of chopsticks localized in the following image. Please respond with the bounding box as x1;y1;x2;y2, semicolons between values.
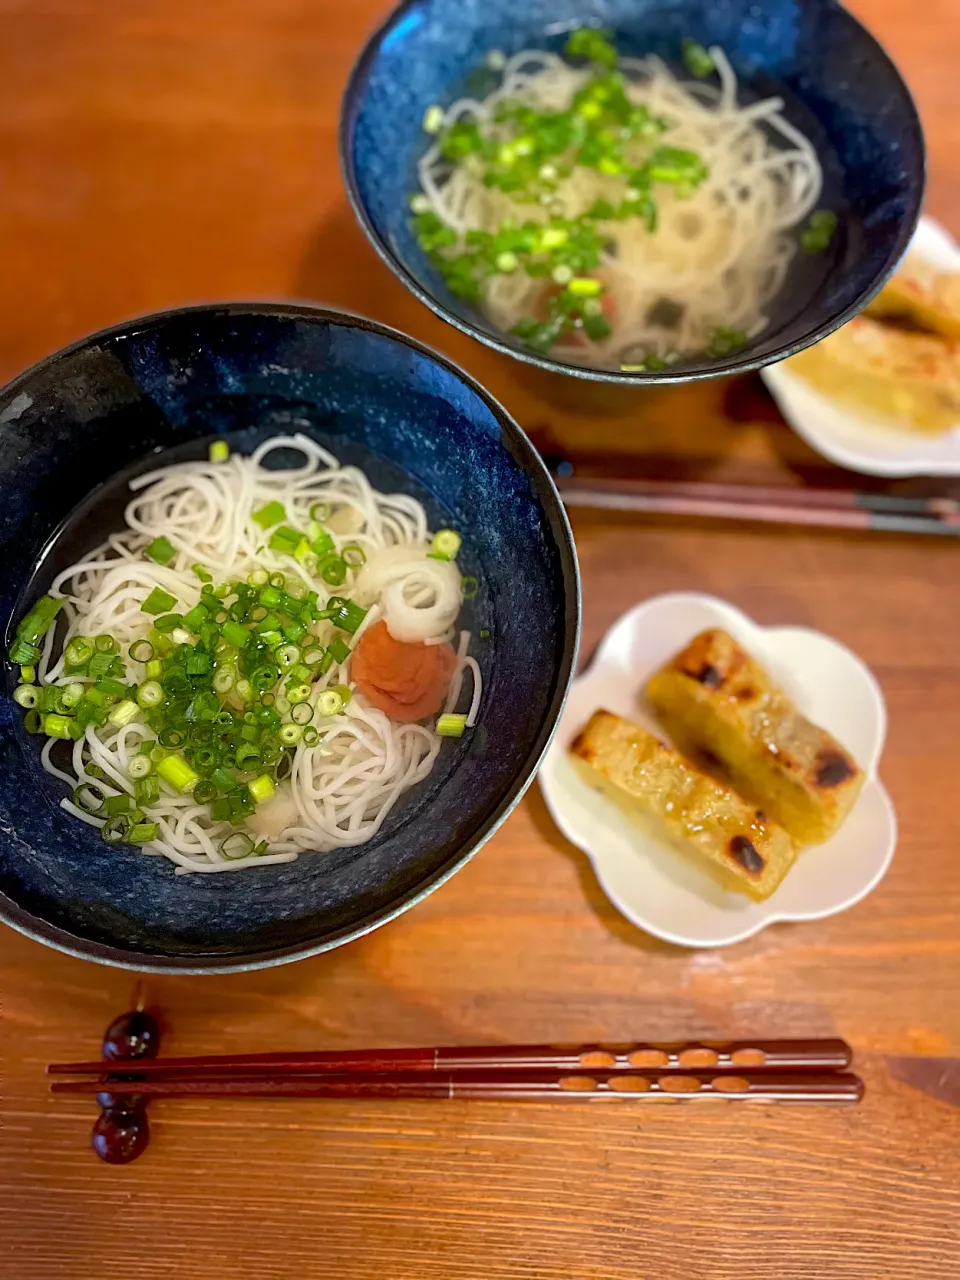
553;473;960;537
49;1037;863;1104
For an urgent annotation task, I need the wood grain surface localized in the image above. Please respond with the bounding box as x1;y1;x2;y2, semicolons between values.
1;3;959;1277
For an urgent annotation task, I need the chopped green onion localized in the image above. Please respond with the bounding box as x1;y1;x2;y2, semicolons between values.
209;440;230;463
129;639;155;663
220;619;247;648
141;587;177;615
11;595;63;657
317;690;344;717
128;822;159;844
320;557;347;586
137;680;164;710
129;754;153;779
682;38;716;78
423;104;444;134
276;644;301;670
42;713;75;740
145;658;163;680
65;636;95;667
248;774;275;804
145;536;177;565
38;684;65;713
19;665;36;684
134;774;161;806
213;666;236;694
437;713;468;737
268;526;302;556
61;683;85;709
100;816;129;845
193;780;218;805
153;613;185;634
303;647;325;667
73;782;105;813
104;793;133;816
13;684;38;708
88;653;117;679
328;599;367;635
252;501;286;528
193;563;213;583
278;723;303;745
107;699;140;728
95;676;129;697
182;603;209;632
220;832;255;860
341;543;366;567
291;701;313;725
461;576;478;599
157;754;199;793
430;529;462;560
94;634;118;654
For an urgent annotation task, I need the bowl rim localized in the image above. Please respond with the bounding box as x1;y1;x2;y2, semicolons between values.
0;301;582;973
339;0;926;385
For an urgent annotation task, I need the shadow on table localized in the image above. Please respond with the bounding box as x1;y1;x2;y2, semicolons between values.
522;782;686;957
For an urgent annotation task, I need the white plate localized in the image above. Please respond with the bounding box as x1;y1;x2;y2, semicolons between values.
761;216;960;477
539;593;896;948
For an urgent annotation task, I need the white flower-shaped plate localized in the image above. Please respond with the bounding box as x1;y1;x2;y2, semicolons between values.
539;593;897;948
761;216;960;477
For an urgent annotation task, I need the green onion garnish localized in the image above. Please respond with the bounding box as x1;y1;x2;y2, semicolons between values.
141;586;177;615
156;754;199;794
252;501;286;528
437;713;468;738
73;782;105;813
42;713;75;740
128;754;153;779
682;38;716;79
100;816;129;844
145;536;177;565
430;529;462;560
801;209;838;253
107;699;140;728
127;822;159;844
13;684;38;708
209;440;230;463
423;105;444;134
317;691;344;717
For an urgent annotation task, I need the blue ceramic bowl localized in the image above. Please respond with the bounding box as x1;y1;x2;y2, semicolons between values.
0;306;579;971
341;0;925;384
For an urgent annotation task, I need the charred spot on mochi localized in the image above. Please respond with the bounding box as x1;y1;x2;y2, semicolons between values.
754;809;767;822
815;751;856;788
735;685;756;701
682;662;722;688
729;835;765;875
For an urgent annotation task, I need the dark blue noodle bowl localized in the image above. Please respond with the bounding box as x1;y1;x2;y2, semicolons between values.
341;0;925;384
0;306;580;972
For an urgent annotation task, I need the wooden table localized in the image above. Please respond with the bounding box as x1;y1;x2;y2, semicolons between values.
2;2;959;1276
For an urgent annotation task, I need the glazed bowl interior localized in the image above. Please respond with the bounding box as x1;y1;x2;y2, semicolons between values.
341;0;925;384
0;306;578;971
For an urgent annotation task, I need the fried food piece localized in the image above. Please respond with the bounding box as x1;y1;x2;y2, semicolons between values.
786;315;960;434
646;630;864;845
866;254;960;341
569;709;797;900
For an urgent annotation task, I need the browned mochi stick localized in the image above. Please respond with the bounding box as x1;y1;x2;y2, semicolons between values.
569;710;797;901
645;629;864;845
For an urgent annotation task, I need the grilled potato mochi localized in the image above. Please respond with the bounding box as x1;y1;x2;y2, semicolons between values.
569;709;797;900
646;629;864;845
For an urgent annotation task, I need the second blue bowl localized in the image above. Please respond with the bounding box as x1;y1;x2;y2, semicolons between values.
341;0;924;384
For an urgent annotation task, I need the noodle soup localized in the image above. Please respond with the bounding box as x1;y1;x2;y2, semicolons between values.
7;435;482;876
409;29;838;373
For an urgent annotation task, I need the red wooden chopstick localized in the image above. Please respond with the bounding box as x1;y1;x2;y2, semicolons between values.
47;1037;852;1078
50;1069;863;1104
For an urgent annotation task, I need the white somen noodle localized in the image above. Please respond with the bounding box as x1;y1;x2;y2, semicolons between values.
37;434;481;874
416;46;823;367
